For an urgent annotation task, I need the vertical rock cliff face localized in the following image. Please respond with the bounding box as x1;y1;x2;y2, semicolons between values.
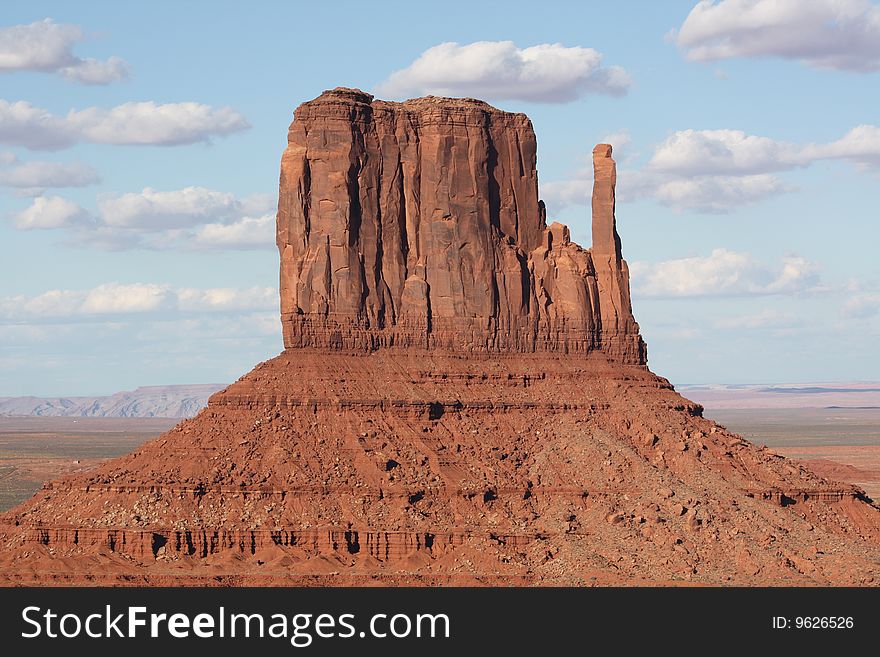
277;88;645;363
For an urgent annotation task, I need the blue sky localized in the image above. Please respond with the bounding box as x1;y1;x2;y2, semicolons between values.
1;0;879;396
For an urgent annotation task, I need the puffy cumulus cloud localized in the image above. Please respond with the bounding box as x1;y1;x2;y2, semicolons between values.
0;18;130;84
98;186;241;229
376;41;630;103
650;127;880;175
0;284;170;318
13;195;90;229
622;129;803;212
66;102;250;146
0;100;74;150
0;152;99;192
0;99;249;151
80;283;171;314
193;214;275;249
0;283;278;320
675;0;880;71
8;186;276;251
648;129;803;175
630;248;821;298
16;289;83;317
0;20;83;71
642;126;880;210
542;124;880;213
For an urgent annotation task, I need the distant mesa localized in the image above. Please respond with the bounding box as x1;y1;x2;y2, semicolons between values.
0;385;225;418
679;382;880;410
0;89;877;586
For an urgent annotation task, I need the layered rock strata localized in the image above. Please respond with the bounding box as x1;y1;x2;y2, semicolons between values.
0;90;877;586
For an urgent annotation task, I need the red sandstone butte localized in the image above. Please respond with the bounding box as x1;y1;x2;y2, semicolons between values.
0;88;877;586
277;89;643;361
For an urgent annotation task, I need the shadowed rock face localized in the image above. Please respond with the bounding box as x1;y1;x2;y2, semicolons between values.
277;88;645;363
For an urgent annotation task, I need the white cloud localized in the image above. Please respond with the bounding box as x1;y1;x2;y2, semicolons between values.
540;136;639;210
67;102;250;146
802;124;880;168
98;186;241;229
542;124;880;213
642;126;880;210
542;164;788;214
176;286;277;312
69;225;141;251
650;127;880;175
0;18;130;84
13;195;90;229
0;283;278;320
599;130;632;160
0;100;74;149
376;41;630;102
630;248;821;298
80;283;171;314
648;129;802;175
540;178;593;211
675;0;880;72
0;99;249;150
18;289;83;317
652;173;791;213
59;55;129;85
0;19;81;71
0;152;99;191
194;214;275;249
12;186;277;251
765;255;822;293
